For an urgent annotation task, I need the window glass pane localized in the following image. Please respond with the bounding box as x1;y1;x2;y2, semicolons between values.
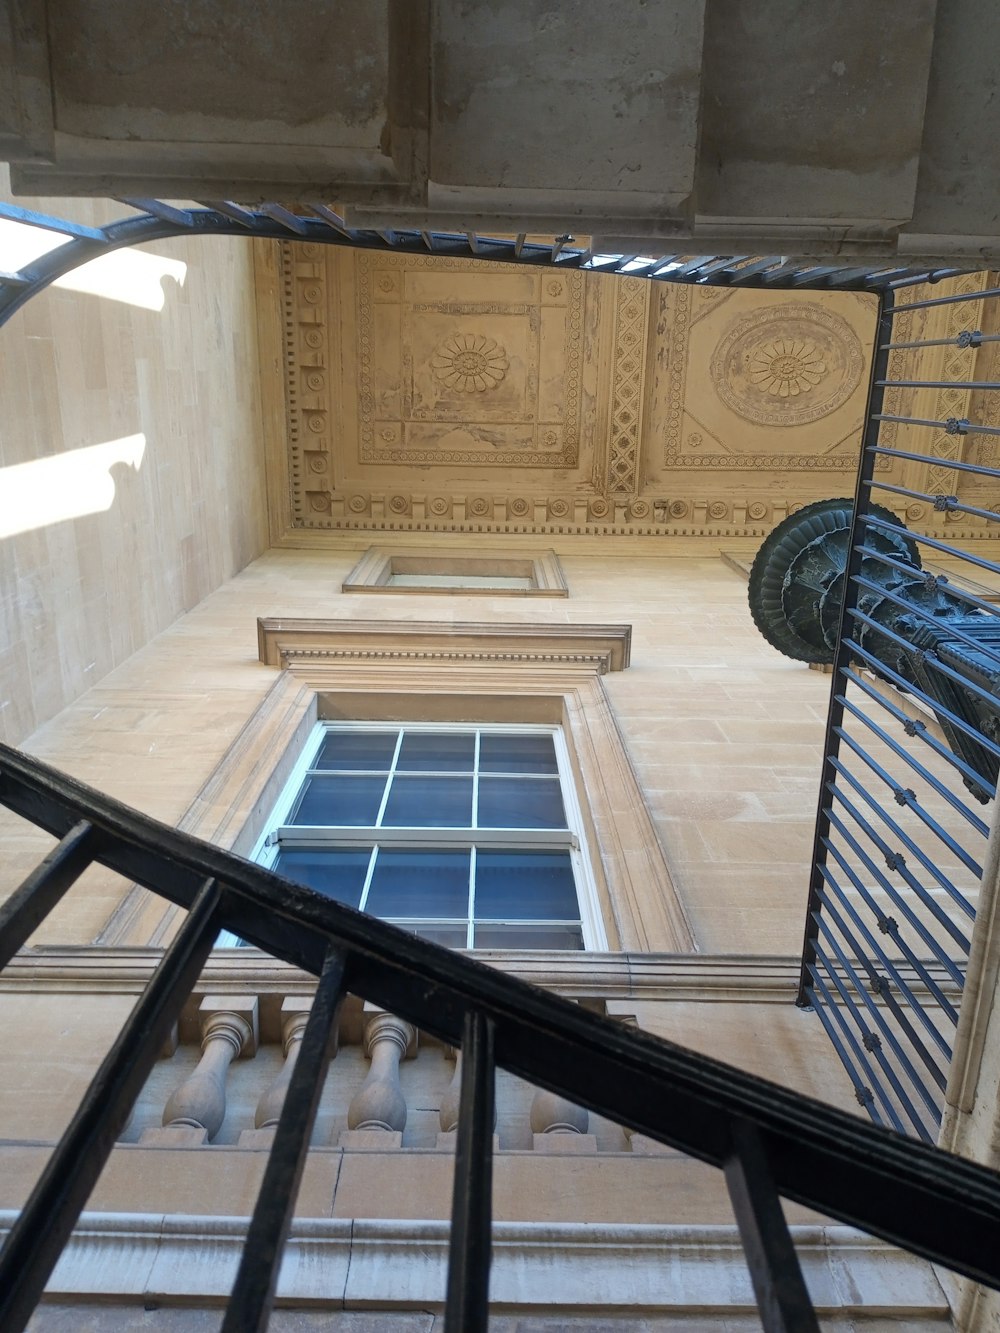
273;847;372;908
479;733;558;774
383;775;473;827
477;777;566;828
313;730;398;771
475;850;578;919
396;731;475;772
289;774;387;826
365;848;471;918
474;923;584;950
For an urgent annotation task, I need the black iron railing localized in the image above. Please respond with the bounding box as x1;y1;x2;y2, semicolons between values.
800;277;1000;1143
2;742;1000;1329
0;197;966;334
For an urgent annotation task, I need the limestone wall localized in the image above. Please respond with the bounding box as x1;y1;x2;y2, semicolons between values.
0;170;269;744
1;539;830;953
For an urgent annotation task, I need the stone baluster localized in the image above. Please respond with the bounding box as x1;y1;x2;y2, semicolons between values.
340;1010;416;1148
436;1048;498;1149
237;998;318;1147
141;996;258;1146
439;1049;463;1136
530;1086;597;1154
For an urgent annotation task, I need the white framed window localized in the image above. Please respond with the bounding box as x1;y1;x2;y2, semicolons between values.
222;721;603;951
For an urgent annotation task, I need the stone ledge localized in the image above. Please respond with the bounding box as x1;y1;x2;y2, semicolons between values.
0;947;962;1010
0;1211;949;1314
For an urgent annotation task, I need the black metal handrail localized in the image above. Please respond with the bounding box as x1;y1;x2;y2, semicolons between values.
0;197;965;332
2;742;1000;1330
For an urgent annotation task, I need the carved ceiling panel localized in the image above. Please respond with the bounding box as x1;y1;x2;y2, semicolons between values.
356;252;584;468
642;287;874;486
272;245;997;542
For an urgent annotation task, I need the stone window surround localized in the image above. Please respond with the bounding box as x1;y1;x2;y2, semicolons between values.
341;546;569;596
101;618;692;955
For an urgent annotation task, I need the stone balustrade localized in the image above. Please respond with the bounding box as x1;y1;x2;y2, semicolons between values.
131;998;635;1153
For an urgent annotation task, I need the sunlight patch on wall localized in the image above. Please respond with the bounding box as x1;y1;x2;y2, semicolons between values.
0;434;147;538
0;219;187;310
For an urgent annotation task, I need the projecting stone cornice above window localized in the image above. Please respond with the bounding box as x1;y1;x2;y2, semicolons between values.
256;619;632;675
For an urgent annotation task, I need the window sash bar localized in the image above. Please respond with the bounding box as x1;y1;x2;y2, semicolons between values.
276;826;577;847
356;847;378;915
223;944;348;1333
375;731;404;826
467;846;477;949
0;878;222;1333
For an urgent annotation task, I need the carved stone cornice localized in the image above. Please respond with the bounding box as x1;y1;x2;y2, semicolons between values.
256;618;631;673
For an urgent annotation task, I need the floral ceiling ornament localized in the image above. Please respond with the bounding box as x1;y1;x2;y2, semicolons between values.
749;339;827;398
431;333;509;394
710;303;864;428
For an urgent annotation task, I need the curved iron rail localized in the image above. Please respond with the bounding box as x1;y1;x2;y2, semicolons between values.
0;197;967;332
2;740;1000;1330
